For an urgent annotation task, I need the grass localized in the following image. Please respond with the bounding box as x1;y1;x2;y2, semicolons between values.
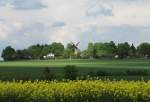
1;59;150;69
0;59;150;80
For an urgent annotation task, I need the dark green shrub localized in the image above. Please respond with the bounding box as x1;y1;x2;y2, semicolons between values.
64;65;78;80
42;67;54;80
125;70;148;76
96;70;110;76
87;71;96;77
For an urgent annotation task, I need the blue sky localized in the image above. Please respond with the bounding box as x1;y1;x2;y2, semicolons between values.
0;0;150;53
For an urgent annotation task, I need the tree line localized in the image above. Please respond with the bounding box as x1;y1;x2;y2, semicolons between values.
2;41;150;61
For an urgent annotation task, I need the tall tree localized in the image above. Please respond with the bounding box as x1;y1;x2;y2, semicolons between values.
137;43;150;57
102;41;117;57
94;43;104;58
2;46;16;61
40;44;52;58
27;44;43;59
15;50;25;60
129;44;136;58
81;50;89;59
64;43;75;59
93;41;116;58
117;42;130;58
87;43;96;58
51;42;64;57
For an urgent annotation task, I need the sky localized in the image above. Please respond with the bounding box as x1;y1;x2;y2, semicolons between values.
0;0;150;53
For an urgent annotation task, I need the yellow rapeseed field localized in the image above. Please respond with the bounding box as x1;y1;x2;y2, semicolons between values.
0;80;149;102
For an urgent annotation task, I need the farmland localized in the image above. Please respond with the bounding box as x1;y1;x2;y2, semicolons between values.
0;59;150;80
0;80;150;102
1;59;150;69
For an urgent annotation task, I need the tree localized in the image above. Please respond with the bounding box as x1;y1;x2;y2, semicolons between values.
15;50;24;60
129;44;136;58
117;42;130;58
93;41;116;58
64;65;78;80
2;46;16;61
27;44;43;59
94;43;104;58
137;43;150;58
64;43;75;59
102;41;117;57
40;44;52;58
109;41;117;54
15;49;33;60
81;50;89;59
51;42;64;57
87;43;96;59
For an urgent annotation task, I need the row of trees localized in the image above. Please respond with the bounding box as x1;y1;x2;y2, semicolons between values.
2;43;64;61
82;41;136;59
2;41;150;61
82;41;150;59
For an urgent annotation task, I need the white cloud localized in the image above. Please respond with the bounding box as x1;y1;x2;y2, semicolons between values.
109;2;150;26
0;28;7;39
0;0;47;10
0;0;150;52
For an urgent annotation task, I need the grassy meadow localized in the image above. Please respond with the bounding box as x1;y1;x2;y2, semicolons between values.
1;57;150;102
0;59;150;80
1;59;150;68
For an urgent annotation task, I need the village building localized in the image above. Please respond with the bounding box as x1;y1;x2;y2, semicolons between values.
43;53;55;59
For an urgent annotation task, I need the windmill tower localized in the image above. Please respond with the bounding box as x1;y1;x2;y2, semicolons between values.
71;42;80;55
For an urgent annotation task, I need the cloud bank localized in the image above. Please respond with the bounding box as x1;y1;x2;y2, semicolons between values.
0;0;150;54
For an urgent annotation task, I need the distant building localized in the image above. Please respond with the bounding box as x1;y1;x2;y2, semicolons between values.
114;55;119;59
43;53;55;59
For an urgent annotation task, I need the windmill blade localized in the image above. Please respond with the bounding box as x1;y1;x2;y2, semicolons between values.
70;42;76;48
76;42;80;46
74;46;78;49
70;41;74;44
70;41;75;45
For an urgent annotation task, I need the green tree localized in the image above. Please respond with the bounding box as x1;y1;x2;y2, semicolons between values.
15;50;25;60
129;44;136;58
117;42;130;58
94;42;116;58
51;42;64;57
137;43;150;57
64;43;75;59
40;44;52;58
81;50;89;59
94;43;104;58
87;43;96;58
27;44;43;59
2;46;16;61
102;41;117;57
64;65;78;80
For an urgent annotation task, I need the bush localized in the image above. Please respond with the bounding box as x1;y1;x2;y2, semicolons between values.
42;67;54;80
87;71;112;78
125;70;148;76
64;65;78;80
96;70;111;76
87;71;96;77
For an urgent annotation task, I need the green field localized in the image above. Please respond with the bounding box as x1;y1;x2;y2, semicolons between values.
0;59;150;80
1;59;150;68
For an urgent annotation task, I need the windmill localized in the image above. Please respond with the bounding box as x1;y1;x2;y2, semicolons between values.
71;42;80;55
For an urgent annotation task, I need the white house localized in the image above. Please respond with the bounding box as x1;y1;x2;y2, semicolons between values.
43;53;55;59
114;55;119;59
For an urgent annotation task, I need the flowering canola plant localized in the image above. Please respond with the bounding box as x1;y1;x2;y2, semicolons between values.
0;80;149;102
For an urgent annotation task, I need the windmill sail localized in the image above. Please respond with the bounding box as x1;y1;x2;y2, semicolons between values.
71;42;80;55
